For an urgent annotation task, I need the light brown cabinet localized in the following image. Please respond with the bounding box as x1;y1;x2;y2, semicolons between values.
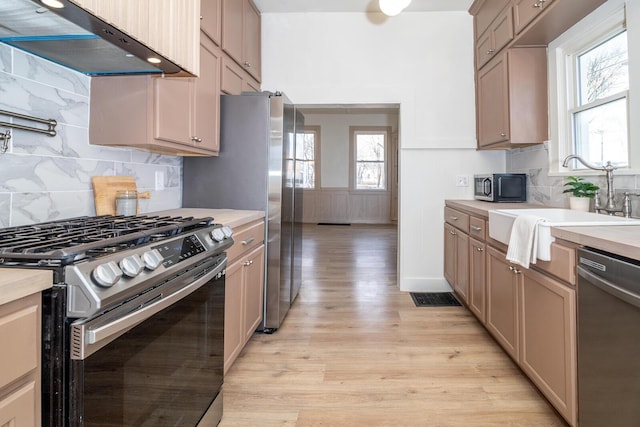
221;56;261;95
90;36;222;156
475;3;513;69
222;0;261;82
477;48;547;149
224;219;265;374
513;0;554;34
520;266;577;426
201;0;222;46
486;245;520;361
0;293;41;427
71;0;200;75
444;208;470;304
468;237;486;323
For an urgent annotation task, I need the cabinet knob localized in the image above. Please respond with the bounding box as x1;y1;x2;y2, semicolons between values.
533;1;542;8
487;48;495;55
449;230;456;236
471;225;482;231
476;247;484;252
500;132;506;137
191;136;202;143
244;61;252;68
449;216;458;221
244;260;254;266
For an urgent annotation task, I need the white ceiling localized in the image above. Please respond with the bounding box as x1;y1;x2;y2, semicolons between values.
252;0;473;14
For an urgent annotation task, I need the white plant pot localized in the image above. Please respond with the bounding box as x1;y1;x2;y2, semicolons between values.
569;197;591;212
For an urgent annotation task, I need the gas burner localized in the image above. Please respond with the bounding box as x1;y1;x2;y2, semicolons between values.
0;214;215;264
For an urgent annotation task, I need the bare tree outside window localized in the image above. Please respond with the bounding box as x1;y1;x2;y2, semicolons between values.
295;128;318;189
572;30;629;168
355;132;386;190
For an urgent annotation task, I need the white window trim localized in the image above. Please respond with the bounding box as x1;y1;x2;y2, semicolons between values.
548;0;638;176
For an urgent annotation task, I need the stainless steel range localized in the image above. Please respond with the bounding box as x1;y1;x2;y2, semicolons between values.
0;215;233;426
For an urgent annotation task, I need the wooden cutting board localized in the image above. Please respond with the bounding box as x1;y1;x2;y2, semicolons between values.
92;176;151;215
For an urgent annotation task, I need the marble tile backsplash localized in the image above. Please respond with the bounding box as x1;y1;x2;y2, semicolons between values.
507;143;640;217
0;45;182;227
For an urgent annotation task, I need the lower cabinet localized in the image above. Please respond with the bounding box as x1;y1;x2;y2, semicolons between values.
0;293;41;427
520;267;577;426
486;246;520;361
224;218;266;374
443;222;469;304
468;237;486;323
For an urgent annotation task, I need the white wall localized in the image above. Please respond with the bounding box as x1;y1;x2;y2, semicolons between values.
303;112;398;188
261;11;505;291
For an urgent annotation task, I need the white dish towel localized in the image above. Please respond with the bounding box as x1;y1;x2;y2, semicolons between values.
506;214;547;269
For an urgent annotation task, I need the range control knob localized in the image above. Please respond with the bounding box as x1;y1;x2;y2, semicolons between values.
210;228;225;242
221;226;233;239
92;262;123;288
119;254;144;277
142;249;164;271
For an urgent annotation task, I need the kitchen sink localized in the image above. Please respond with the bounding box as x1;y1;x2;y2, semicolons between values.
488;208;640;261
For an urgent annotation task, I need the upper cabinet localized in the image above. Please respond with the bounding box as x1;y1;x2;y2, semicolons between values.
470;0;608;150
201;0;222;46
71;0;201;76
222;0;262;82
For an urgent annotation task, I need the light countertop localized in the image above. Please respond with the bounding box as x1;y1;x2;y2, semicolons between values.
446;199;640;262
0;269;53;306
150;208;265;229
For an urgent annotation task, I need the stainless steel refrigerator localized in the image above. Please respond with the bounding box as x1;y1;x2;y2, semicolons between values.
182;92;304;332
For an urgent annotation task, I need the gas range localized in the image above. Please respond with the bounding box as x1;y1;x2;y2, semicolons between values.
0;214;234;318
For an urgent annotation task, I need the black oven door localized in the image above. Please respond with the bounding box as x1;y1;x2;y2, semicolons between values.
68;254;226;427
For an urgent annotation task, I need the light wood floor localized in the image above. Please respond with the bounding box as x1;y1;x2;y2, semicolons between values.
220;224;565;427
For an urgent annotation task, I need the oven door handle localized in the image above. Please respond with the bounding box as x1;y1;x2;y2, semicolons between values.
72;257;226;360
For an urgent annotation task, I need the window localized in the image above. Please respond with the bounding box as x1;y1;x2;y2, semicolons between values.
571;30;628;168
295;126;320;189
350;127;389;191
549;1;630;172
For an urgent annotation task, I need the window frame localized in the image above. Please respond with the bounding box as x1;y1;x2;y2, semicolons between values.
349;126;391;193
548;0;636;175
296;125;321;190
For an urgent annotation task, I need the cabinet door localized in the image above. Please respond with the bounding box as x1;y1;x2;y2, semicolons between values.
443;223;457;287
469;238;486;323
0;381;36;427
478;54;509;147
201;0;222;45
486;246;519;361
514;0;554;34
194;39;222;154
454;231;469;304
243;245;265;342
243;0;261;81
224;260;244;374
222;0;244;64
520;267;577;425
154;77;195;147
476;30;494;69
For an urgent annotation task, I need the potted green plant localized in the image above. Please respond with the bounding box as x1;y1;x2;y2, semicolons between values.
563;176;599;211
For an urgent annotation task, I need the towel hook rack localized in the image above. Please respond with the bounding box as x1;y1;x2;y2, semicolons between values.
0;109;58;140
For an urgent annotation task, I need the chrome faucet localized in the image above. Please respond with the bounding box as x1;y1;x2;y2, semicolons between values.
562;155;620;215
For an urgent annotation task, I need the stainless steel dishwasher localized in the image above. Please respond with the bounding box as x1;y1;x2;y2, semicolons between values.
577;247;640;426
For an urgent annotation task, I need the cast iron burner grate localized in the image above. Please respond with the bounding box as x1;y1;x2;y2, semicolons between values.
410;292;461;307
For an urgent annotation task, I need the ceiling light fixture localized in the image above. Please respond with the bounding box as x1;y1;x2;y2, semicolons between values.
41;0;65;8
379;0;411;17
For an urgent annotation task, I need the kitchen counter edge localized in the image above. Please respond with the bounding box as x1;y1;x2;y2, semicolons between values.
0;269;53;307
150;208;265;230
444;199;548;218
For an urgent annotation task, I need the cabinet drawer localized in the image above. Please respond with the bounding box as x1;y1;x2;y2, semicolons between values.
444;207;469;233
227;220;265;264
0;296;39;389
0;381;36;427
534;242;576;285
469;216;486;240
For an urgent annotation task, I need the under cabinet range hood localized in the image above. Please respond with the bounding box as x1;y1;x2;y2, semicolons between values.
0;0;185;76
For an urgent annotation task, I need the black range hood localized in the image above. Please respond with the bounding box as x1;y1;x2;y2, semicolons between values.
0;0;187;76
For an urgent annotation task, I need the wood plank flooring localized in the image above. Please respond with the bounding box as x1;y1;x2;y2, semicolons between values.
219;224;565;427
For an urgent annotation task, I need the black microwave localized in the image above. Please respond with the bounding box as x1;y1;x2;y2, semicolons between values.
474;174;527;202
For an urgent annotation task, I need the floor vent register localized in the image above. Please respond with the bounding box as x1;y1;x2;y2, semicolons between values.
410;292;461;307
